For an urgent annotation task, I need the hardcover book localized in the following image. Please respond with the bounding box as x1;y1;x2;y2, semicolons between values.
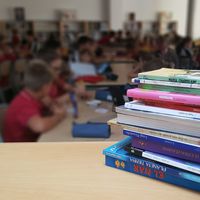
124;130;200;163
122;123;200;145
126;146;200;175
133;78;200;89
140;84;200;95
103;137;200;192
127;88;200;106
144;100;200;113
124;100;200;120
138;68;200;84
116;106;200;138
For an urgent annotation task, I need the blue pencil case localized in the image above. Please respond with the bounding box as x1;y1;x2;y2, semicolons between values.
72;122;110;138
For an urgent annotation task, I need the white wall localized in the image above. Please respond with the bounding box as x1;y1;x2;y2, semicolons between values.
0;0;108;21
157;0;188;36
109;0;125;30
193;0;200;39
110;0;188;36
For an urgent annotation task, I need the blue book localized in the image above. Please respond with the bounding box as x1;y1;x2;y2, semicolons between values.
103;137;200;192
124;130;200;163
128;146;200;175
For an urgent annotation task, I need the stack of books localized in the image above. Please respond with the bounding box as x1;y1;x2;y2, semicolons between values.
103;68;200;192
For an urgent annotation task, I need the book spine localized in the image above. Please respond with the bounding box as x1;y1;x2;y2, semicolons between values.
124;101;200;120
144;100;200;113
127;88;200;106
105;156;200;192
131;136;200;163
133;78;200;89
142;151;200;175
137;75;200;84
124;130;200;152
140;84;200;95
103;136;131;155
123;125;200;145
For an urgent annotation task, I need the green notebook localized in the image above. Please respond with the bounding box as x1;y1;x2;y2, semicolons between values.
140;84;200;95
138;68;200;84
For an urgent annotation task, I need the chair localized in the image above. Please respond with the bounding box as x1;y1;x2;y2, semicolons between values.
0;104;7;142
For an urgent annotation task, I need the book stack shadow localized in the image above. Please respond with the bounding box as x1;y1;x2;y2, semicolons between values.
103;68;200;192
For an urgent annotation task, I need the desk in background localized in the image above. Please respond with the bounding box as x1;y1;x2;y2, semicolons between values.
0;142;199;200
39;101;125;142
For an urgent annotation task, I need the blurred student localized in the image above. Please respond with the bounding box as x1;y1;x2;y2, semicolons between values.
125;13;138;38
40;49;90;102
3;60;66;142
176;37;198;69
11;29;20;47
71;36;92;62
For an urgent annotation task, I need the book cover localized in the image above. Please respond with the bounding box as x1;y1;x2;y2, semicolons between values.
116;106;200;138
140;84;200;95
127;88;200;106
130;137;200;164
103;138;200;192
124;130;200;163
138;68;200;84
124;101;200;120
122;123;200;145
132;78;200;89
126;146;200;175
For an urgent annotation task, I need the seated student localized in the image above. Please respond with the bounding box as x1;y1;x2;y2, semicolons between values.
40;49;90;102
3;60;66;142
176;37;197;69
70;36;92;62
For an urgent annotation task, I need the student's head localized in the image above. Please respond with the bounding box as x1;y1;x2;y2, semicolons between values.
117;30;123;38
79;49;92;63
26;30;34;42
24;59;53;98
176;37;193;54
39;49;63;77
129;13;135;21
109;30;115;38
76;36;91;50
39;49;71;80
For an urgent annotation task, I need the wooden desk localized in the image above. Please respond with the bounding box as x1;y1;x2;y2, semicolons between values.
39;101;125;142
0;142;198;200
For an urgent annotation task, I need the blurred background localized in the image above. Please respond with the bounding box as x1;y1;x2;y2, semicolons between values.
0;0;199;142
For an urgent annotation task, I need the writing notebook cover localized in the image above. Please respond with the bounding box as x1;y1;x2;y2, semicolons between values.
138;68;200;84
127;88;200;106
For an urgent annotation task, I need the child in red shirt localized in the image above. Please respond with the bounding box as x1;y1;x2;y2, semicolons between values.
3;59;66;142
40;49;90;103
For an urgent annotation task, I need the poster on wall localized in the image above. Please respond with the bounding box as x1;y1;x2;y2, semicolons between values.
14;7;26;22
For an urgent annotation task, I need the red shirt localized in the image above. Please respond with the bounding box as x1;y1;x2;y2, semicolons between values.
3;90;44;142
49;79;66;99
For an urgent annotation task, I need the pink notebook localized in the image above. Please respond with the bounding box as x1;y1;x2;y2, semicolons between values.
127;88;200;106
